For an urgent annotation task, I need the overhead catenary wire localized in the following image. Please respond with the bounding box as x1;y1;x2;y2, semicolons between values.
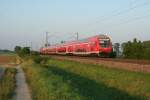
106;13;150;29
43;1;150;46
82;0;150;33
93;0;141;21
86;0;150;32
91;0;150;24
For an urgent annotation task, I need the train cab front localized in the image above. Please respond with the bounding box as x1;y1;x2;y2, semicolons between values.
99;37;112;57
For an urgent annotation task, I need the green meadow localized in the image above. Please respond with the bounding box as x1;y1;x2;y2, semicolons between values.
22;58;150;100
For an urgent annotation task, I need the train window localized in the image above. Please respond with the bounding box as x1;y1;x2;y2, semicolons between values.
99;39;110;48
90;41;96;46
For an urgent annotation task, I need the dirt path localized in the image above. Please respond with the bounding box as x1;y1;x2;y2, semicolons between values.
12;66;32;100
0;56;32;100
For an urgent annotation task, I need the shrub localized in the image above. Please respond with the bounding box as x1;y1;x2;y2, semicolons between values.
40;56;49;64
32;56;49;64
32;56;42;64
31;51;40;56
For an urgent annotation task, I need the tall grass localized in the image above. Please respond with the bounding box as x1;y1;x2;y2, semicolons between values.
0;67;2;74
22;61;86;100
47;58;150;100
22;56;150;100
0;68;17;100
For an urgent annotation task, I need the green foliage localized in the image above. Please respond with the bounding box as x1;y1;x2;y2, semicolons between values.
14;45;48;64
122;38;150;59
22;62;84;100
0;68;17;100
143;41;150;59
14;46;21;54
143;48;150;59
40;56;49;64
47;59;150;100
22;47;30;55
32;56;42;64
31;51;40;56
31;55;49;64
22;58;150;100
14;46;30;57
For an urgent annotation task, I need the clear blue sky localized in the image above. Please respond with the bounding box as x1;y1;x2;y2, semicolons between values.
0;0;150;50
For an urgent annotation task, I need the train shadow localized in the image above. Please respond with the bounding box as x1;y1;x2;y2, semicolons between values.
46;65;146;100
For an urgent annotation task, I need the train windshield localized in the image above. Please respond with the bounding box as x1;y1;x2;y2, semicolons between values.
99;39;110;48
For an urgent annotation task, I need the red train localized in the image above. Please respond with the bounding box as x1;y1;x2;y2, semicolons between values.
40;34;113;57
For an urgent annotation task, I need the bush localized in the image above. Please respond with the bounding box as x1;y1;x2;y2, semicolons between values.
31;51;40;56
122;38;150;59
40;56;49;64
14;46;30;57
32;56;42;64
32;56;49;64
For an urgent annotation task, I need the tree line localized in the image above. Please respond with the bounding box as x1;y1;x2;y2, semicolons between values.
14;46;48;64
0;49;14;54
14;46;31;57
122;38;150;59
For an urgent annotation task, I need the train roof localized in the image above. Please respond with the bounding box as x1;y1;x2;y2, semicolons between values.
42;34;110;48
95;34;110;39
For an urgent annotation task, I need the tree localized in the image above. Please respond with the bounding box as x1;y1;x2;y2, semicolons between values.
22;47;30;55
14;46;21;54
122;38;145;59
143;41;150;59
14;46;30;57
122;41;132;58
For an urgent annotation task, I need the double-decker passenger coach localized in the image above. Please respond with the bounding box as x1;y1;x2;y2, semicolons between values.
40;34;113;57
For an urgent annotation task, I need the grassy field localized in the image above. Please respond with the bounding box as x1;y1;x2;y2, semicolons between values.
22;61;86;100
0;52;15;56
0;67;17;100
23;58;150;100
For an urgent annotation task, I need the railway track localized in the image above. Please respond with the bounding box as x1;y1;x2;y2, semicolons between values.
49;55;150;73
82;57;150;65
50;55;150;65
